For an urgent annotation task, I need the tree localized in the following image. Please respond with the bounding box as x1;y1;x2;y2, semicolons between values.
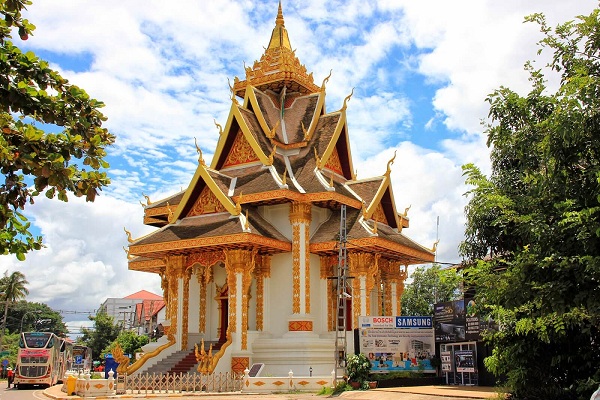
400;264;462;316
0;270;28;346
0;0;115;260
78;311;120;362
103;330;149;361
461;8;600;400
4;300;67;336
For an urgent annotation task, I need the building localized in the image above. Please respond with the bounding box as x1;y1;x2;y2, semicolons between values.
125;3;435;377
99;290;164;333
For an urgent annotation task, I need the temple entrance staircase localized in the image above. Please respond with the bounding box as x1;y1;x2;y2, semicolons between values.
144;341;223;375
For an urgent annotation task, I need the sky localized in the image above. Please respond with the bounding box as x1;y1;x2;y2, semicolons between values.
0;0;597;336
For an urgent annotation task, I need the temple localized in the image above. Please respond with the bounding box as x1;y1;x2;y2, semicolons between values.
125;2;435;377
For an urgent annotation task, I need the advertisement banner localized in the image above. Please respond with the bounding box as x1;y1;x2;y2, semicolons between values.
454;350;475;373
434;300;466;342
358;316;436;374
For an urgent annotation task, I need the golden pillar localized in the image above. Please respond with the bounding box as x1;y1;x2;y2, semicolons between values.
254;255;271;331
165;255;186;347
348;252;379;328
224;249;257;350
289;202;312;314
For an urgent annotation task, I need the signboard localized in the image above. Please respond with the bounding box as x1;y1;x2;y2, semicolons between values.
75;355;83;365
358;316;436;374
454;350;475;373
440;351;452;372
434;300;466;342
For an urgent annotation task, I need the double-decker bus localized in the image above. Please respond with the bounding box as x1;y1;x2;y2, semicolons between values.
14;332;61;388
58;338;73;383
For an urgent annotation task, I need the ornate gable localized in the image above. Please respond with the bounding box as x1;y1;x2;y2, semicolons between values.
223;130;261;168
188;187;227;216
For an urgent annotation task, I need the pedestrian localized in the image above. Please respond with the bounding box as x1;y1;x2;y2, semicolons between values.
7;367;14;388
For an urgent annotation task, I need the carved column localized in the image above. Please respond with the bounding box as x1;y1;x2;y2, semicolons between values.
348;252;379;329
224;249;257;351
396;265;408;315
288;202;313;332
380;259;394;316
182;267;192;350
320;255;336;331
165;255;186;348
254;255;271;331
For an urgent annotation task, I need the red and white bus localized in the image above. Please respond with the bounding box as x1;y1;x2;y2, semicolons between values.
14;332;61;388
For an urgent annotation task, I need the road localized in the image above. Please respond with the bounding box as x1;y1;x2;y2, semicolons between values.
1;386;48;400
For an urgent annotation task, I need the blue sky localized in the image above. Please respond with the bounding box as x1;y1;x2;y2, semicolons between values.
1;0;596;335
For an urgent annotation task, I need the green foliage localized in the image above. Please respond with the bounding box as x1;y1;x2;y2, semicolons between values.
400;264;462;316
0;0;115;259
461;8;600;400
102;330;149;361
2;300;67;335
78;312;120;362
346;353;371;386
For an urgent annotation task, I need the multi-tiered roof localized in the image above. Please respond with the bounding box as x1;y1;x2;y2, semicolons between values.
127;3;434;270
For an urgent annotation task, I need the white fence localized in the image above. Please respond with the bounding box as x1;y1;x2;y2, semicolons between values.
124;371;243;394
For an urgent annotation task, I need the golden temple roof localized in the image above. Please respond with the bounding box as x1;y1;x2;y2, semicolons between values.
233;2;319;97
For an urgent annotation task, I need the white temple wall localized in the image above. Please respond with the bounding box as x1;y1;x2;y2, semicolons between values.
188;270;200;333
309;205;331;237
309;252;325;333
268;252;294;337
248;278;257;331
259;204;292;240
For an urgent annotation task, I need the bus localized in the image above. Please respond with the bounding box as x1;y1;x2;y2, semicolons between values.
58;338;73;383
72;345;92;373
14;332;61;388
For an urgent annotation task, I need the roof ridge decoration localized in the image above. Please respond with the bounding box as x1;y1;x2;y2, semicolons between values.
233;2;319;97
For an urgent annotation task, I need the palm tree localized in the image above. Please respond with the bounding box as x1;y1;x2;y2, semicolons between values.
0;271;29;348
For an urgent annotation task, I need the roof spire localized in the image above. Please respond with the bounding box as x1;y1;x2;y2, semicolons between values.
276;1;284;26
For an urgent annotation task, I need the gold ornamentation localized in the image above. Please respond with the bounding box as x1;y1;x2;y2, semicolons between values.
340;88;354;112
186;251;225;269
123;246;134;260
313;147;321;169
166;202;175;224
386;150;397;176
235;192;243;215
214;119;223;135
112;344;130;374
182;268;191;350
231;356;250;374
361;201;368;220
195;333;233;374
373;203;387;225
292;223;300;314
288;321;313;331
301;121;310;141
223;131;260;168
142;193;152;205
281;169;287;185
266;120;280;140
267;144;277;166
321;69;332;92
305;219;311;313
324;147;343;175
431;240;440;253
124;227;134;243
197;269;207;332
194;137;205;165
289;202;312;224
189;187;227;216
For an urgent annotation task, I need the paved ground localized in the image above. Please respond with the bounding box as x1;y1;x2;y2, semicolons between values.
43;384;505;400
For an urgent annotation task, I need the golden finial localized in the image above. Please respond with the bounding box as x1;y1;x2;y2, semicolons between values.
386;150;397;176
431;240;440;253
282;169;287;185
372;220;378;234
268;144;277;166
244;209;250;230
234;192;242;215
123;246;134;260
320;69;332;92
301;121;310;141
228;77;239;105
361;201;368;219
214;119;223;135
340;87;354;111
403;205;411;217
314;147;321;169
124;227;134;243
139;200;145;207
194;137;205;165
166;202;175;223
267;120;280;139
329;172;334;187
276;0;284;26
142;193;152;205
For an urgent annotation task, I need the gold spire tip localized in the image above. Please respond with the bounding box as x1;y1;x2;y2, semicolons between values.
276;1;284;26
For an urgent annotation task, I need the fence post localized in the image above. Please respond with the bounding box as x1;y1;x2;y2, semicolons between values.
288;370;294;391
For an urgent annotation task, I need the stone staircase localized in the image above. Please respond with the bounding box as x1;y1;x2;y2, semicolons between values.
143;342;223;375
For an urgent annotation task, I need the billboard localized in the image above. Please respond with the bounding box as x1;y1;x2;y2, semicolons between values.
358;316;436;374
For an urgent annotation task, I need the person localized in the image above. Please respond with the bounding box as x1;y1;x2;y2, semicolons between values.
7;367;14;388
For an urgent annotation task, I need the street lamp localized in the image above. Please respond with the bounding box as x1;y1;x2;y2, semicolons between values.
20;310;42;333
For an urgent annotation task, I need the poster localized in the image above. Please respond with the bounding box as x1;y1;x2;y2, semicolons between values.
358;316;436;374
440;351;453;372
434;300;465;342
454;350;475;373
